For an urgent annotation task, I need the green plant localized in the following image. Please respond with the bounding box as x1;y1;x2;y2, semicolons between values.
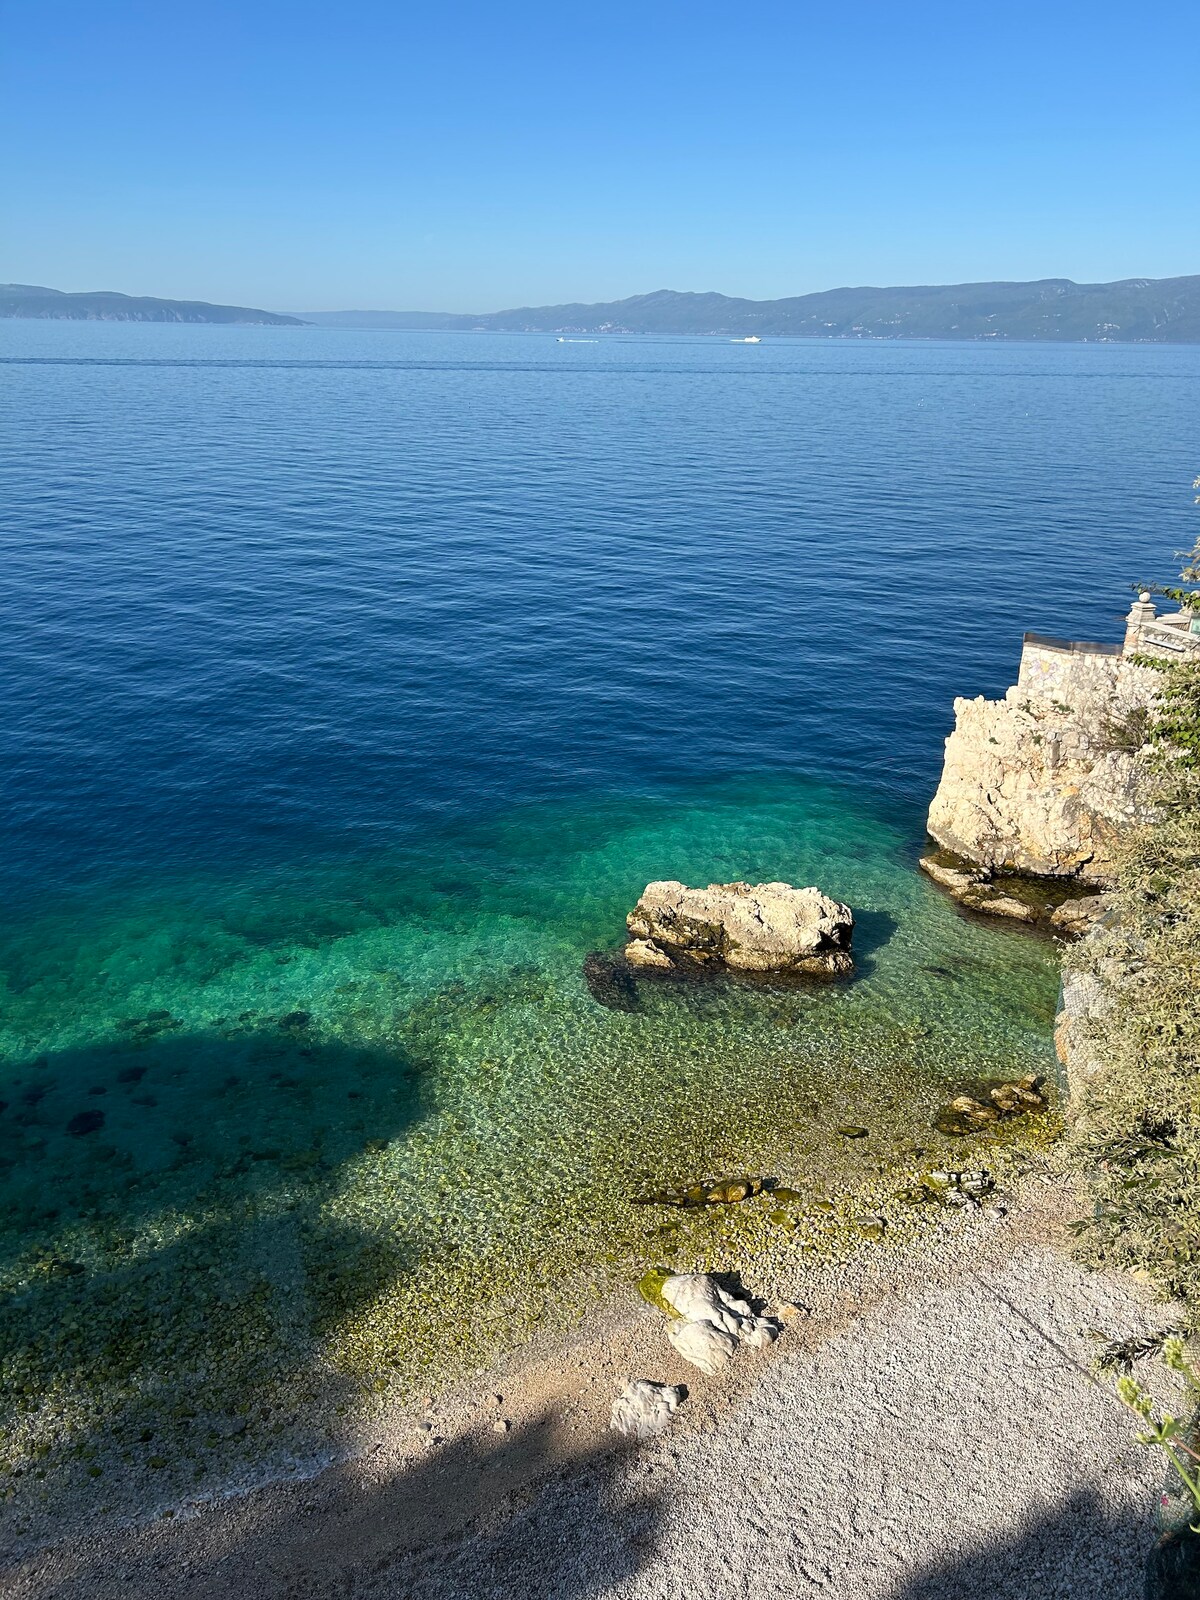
1115;1339;1200;1531
1067;488;1200;1330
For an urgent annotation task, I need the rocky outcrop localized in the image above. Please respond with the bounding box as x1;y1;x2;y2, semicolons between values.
926;646;1156;884
626;881;854;975
1055;960;1112;1097
1048;894;1110;936
918;852;1040;921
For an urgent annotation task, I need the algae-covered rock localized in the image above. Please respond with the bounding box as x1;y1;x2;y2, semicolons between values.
989;1076;1046;1114
913;1169;996;1207
625;881;854;976
638;1175;765;1207
936;1075;1046;1135
637;1267;678;1316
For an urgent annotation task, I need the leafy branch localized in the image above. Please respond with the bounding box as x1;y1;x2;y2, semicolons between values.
1114;1339;1200;1531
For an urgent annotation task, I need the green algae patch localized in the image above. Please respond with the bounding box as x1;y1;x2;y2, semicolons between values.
637;1267;679;1315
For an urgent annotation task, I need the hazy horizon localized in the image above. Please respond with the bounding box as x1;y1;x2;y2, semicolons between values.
4;0;1197;310
8;271;1200;321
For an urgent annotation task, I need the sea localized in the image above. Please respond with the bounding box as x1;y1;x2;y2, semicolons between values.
1;321;1197;1513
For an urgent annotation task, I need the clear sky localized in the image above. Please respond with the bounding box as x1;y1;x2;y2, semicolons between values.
3;0;1196;312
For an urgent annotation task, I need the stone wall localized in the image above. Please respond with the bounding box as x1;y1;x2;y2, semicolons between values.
1016;639;1122;699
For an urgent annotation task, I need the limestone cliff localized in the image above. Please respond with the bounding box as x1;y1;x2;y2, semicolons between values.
926;639;1157;884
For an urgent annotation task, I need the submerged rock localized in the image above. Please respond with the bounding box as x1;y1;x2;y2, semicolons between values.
610;1379;687;1440
638;1175;766;1207
989;1077;1046;1114
905;1168;996;1207
582;951;643;1012
919;854;989;896
919;853;1040;922
625;881;854;976
67;1110;105;1137
935;1076;1046;1135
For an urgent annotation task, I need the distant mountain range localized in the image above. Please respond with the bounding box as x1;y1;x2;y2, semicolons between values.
5;275;1198;340
0;284;302;325
301;276;1200;341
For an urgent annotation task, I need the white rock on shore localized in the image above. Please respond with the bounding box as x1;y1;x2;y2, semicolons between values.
609;1380;687;1440
660;1273;781;1374
626;881;854;975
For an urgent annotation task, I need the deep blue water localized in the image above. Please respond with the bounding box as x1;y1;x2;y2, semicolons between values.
3;323;1195;907
0;321;1197;1517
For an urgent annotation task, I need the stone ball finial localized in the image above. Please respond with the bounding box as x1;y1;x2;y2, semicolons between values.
1139;591;1152;603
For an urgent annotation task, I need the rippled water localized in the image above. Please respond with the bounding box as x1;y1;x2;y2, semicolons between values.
1;323;1196;1509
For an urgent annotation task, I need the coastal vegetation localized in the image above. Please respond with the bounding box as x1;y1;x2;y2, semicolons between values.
1064;523;1200;1336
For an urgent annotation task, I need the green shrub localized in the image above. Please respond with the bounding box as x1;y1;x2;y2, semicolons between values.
1068;509;1200;1331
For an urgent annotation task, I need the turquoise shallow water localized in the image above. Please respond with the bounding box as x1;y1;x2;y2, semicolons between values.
0;324;1194;1510
1;774;1060;1497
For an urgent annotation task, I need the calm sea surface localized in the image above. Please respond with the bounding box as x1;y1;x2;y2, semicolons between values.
1;322;1197;1514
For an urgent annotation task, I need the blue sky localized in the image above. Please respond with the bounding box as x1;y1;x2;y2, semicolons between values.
3;0;1197;310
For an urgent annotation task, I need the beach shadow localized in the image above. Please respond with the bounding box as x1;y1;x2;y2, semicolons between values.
10;1405;663;1600
880;1485;1154;1600
0;1019;437;1531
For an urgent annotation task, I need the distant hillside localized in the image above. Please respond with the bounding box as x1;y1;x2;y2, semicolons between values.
0;284;303;326
302;276;1200;342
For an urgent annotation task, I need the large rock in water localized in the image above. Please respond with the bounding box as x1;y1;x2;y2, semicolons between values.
625;881;853;975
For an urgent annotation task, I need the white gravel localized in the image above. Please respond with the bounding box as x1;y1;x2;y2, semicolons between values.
379;1248;1170;1599
6;1193;1176;1600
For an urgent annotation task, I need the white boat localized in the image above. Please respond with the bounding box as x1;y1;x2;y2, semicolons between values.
732;335;761;344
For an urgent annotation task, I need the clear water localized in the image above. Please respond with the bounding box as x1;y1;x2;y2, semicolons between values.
1;324;1196;1502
